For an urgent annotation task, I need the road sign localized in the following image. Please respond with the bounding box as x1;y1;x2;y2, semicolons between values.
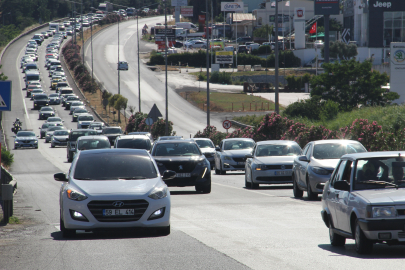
0;81;12;111
223;120;232;129
171;0;187;7
216;51;233;64
145;118;154;126
148;103;163;122
342;28;350;44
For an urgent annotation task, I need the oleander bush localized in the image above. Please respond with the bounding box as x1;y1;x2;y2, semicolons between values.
1;147;14;167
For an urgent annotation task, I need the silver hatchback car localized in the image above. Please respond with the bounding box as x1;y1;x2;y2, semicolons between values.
292;139;366;200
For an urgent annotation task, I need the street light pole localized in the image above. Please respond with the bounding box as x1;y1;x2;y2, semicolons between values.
164;0;169;135
206;0;210;127
275;0;279;114
137;9;141;113
118;14;121;122
81;0;84;66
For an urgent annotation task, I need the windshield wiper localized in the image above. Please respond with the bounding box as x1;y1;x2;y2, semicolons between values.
358;180;399;190
118;177;147;180
75;177;93;180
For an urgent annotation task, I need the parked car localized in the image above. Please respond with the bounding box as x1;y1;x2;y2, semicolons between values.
237;45;248;54
292;139;367;200
14;130;38;149
151;140;211;193
214;138;255;174
245;140;302;189
191;138;216;170
321;151;405;254
54;148;172;237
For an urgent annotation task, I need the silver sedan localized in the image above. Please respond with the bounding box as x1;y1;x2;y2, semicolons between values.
245;140;302;189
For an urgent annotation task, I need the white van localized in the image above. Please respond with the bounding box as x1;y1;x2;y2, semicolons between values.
175;22;197;30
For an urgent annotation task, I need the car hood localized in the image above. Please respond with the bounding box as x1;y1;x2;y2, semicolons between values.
254;156;295;165
153;156;204;162
16;136;37;140
355;189;405;205
200;148;215;154
222;149;252;157
72;177;161;195
53;135;68;140
309;158;339;170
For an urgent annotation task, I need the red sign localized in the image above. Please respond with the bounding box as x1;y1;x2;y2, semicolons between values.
222;120;232;129
296;9;304;17
155;40;176;50
199;15;206;24
181;6;193;17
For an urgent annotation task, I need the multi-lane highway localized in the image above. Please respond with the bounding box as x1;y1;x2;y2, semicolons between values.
0;17;405;270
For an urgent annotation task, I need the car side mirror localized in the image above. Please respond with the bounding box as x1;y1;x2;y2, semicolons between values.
298;156;309;162
245;154;253;158
54;172;68;182
162;170;176;180
215;146;220;151
334;180;350;192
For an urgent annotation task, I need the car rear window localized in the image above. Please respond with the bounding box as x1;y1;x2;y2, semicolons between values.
69;130;97;141
116;139;151;150
153;143;200;156
77;139;110;150
313;143;366;159
74;152;157;180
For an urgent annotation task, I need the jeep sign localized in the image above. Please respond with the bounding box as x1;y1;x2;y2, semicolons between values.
373;1;392;8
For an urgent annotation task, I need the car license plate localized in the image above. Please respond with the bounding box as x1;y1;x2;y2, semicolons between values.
103;209;134;216
274;171;292;176
22;144;31;147
176;173;191;178
237;162;245;165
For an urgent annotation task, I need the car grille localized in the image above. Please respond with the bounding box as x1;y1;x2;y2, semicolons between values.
397;209;405;216
256;176;292;182
233;157;246;162
231;165;245;169
264;165;293;170
21;140;32;143
87;200;149;222
162;161;197;173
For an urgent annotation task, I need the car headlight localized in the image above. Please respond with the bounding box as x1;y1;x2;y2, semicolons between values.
197;159;207;166
148;185;168;200
255;164;267;171
66;187;87;201
372;206;396;218
311;167;330;175
223;155;232;160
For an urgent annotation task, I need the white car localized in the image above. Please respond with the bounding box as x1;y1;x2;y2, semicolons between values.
245;140;302;189
214;138;255;174
185;40;207;49
77;114;94;129
54;149;174;237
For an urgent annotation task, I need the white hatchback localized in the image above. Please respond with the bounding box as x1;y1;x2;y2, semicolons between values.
54;149;174;237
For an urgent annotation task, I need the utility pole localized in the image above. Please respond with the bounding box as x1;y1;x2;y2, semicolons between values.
118;14;121;122
137;9;141;112
81;0;84;65
206;0;210;127
165;0;169;135
275;0;279;114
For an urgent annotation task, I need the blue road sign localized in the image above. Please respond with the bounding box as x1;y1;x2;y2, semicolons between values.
0;81;12;111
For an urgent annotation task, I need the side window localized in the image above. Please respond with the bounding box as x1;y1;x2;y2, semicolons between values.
342;161;353;182
331;160;346;185
306;145;313;159
252;145;257;156
219;141;223;151
301;144;310;155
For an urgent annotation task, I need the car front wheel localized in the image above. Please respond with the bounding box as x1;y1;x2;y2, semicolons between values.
355;220;373;254
245;173;251;188
60;215;75;238
293;174;303;198
220;162;226;175
307;177;318;200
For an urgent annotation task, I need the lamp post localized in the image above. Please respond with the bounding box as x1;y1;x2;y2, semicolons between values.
137;8;141;112
275;0;279;114
206;0;210;127
118;13;121;122
164;0;169;135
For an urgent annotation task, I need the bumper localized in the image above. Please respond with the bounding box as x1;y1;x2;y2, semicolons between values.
62;196;171;230
308;172;330;194
252;169;293;184
52;141;67;146
358;218;405;241
222;161;246;171
15;141;38;148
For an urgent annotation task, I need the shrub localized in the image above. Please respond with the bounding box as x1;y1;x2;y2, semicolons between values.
1;147;14;167
125;112;148;133
283;98;322;120
251;45;272;55
149;54;164;65
210;71;231;84
151;119;175;138
320;100;340;121
194;125;226;145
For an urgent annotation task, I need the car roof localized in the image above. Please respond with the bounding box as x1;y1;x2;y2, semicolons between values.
154;140;195;144
77;135;109;141
117;135;150;140
104;126;121;129
78;148;149;157
256;140;299;145
342;151;405;160
311;139;362;145
222;138;254;142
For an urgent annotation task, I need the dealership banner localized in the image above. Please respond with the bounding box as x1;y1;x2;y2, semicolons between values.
215;51;233;64
314;0;340;15
221;2;244;12
181;6;193;16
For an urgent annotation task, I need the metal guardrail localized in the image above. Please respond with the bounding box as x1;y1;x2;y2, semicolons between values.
230;120;253;129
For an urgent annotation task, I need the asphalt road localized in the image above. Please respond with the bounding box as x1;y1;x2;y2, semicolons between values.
1;19;405;270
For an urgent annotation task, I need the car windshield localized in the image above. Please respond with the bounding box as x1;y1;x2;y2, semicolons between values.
34;95;48;100
353;157;405;190
77;139;110;150
75;109;87;113
195;139;214;148
153;143;200;156
224;140;254;150
103;128;122;134
17;132;35;137
313;143;366;159
69;130;97;141
116;139;151;150
256;144;301;157
54;130;69;136
74;152;157;180
78;116;93;121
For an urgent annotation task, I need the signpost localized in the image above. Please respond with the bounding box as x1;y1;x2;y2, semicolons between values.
148;103;163;122
215;51;233;64
223;120;232;130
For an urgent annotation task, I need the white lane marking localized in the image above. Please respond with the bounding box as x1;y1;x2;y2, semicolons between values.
212;182;310;205
16;46;30;123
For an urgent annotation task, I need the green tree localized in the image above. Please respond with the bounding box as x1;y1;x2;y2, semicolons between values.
310;59;396;111
114;95;128;123
253;24;273;39
0;65;8;81
321;41;358;60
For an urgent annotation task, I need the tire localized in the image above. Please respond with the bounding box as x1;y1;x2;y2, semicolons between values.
250;173;259;189
202;181;211;194
215;165;220;175
220;162;226;175
307;177;318;200
60;216;75;238
329;221;345;246
355;220;373;254
245;173;251;188
293;174;303;198
67;152;73;162
156;225;170;236
51;143;55;148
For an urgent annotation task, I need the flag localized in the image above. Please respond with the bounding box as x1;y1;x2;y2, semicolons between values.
309;23;317;34
285;1;290;6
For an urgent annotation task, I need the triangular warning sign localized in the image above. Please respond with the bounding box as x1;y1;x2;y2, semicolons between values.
148;104;163;123
0;94;7;107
